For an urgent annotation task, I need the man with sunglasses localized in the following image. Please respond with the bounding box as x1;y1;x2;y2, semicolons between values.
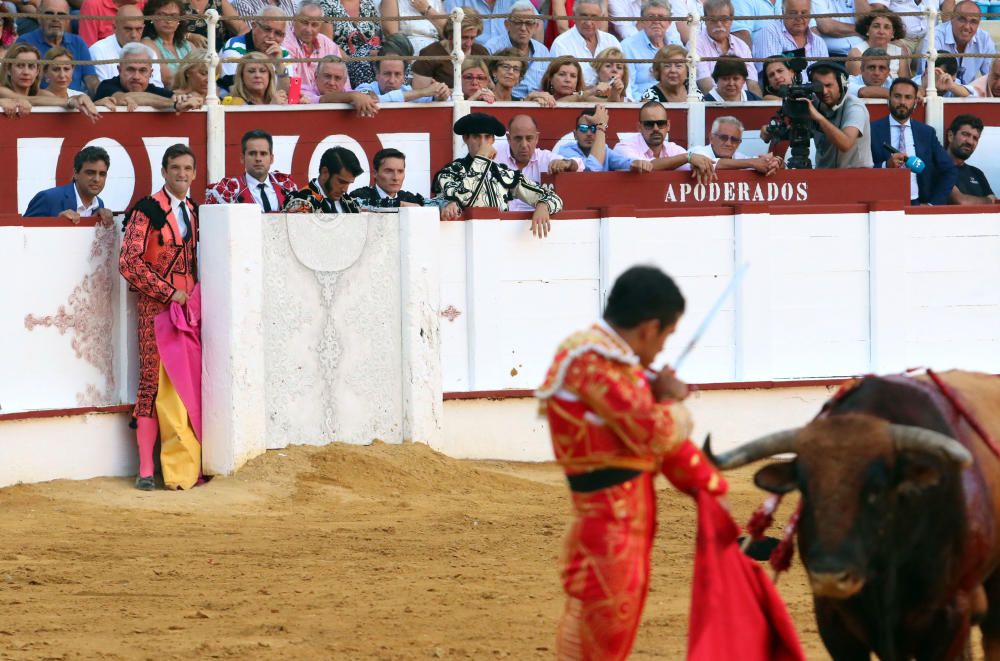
16;0;97;93
612;101;717;184
560;106;646;172
217;6;294;91
692;116;783;174
485;0;548;99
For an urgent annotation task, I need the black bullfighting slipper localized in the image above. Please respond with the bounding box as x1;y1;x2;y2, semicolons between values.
135;476;155;491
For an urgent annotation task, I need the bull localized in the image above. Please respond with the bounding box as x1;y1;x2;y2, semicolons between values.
708;370;1000;661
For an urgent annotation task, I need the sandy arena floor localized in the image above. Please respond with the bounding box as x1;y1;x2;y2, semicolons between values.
0;442;984;660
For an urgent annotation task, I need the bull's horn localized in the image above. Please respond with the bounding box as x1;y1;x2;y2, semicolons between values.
706;429;800;470
889;424;973;468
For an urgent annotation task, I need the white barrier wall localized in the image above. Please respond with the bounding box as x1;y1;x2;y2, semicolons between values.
439;209;1000;393
200;207;443;474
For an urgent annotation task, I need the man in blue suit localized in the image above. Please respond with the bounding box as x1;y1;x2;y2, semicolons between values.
24;146;112;223
870;77;956;205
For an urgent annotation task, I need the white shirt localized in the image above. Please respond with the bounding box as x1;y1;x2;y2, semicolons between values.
847;74;891;97
880;0;944;40
165;187;191;239
888;115;919;200
90;34;164;86
74;183;100;216
691;144;751;162
246;172;279;212
493;142;583;211
375;184;397;201
550;28;622;86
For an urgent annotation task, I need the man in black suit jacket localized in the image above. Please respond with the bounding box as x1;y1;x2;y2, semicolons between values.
870;78;956;205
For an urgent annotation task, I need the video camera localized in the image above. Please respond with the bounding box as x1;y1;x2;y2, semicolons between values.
765;49;822;169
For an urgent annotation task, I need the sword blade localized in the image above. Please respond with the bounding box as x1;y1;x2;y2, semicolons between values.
673;263;749;370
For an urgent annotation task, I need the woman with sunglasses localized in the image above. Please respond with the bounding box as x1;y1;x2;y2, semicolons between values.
640;45;698;103
142;0;195;89
0;43;102;121
488;48;556;106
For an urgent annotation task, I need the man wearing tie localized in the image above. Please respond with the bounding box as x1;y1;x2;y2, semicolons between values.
870;77;955;205
119;144;200;490
204;130;298;211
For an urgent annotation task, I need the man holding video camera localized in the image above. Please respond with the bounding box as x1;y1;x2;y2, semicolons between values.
762;60;872;169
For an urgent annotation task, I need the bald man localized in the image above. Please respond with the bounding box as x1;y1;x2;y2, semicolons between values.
79;0;143;45
89;4;164;85
493;114;581;211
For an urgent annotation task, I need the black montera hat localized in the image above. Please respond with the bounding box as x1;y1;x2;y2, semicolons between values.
453;112;506;137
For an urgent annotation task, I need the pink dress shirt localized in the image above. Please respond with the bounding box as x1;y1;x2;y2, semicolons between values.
494;142;583;211
612;133;690;169
283;32;349;102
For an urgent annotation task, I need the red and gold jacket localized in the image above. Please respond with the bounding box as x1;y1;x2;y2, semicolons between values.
536;322;727;496
203;171;298;208
119;188;198;304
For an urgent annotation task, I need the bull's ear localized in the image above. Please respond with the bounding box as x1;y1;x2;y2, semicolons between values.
754;460;798;494
896;453;942;494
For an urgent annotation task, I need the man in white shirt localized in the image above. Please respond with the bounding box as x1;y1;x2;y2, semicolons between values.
917;0;995;85
550;0;622;85
847;47;892;98
691;116;783;173
23;146;113;222
89;5;163;86
696;0;761;94
204;129;299;210
494;114;582;211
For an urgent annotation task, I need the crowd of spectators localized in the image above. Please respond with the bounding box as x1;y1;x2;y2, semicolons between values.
4;0;1000;111
1;0;999;197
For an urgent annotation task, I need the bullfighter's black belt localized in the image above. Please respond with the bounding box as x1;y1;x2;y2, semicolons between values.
567;468;642;493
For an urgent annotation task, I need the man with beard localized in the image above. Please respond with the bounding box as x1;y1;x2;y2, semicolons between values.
493;114;581;212
613;101;716;184
204;129;298;210
282;147;363;214
769;61;872;168
945;114;994;205
24;146;114;222
353;148;462;219
433;112;563;238
871;77;955;205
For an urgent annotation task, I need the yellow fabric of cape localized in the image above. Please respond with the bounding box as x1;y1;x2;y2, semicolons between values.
156;364;201;490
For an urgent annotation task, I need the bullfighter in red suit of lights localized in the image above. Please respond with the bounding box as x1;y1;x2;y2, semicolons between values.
536;265;728;661
203;129;298;211
119;144;199;491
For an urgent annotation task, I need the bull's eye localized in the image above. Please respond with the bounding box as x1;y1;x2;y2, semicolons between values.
867;493;878;505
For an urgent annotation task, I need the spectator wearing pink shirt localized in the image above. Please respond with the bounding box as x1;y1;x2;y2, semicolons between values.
283;0;349;102
612;101;716;183
695;0;761;96
494;114;582;211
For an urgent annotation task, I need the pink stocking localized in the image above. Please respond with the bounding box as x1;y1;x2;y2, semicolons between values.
135;415;158;478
